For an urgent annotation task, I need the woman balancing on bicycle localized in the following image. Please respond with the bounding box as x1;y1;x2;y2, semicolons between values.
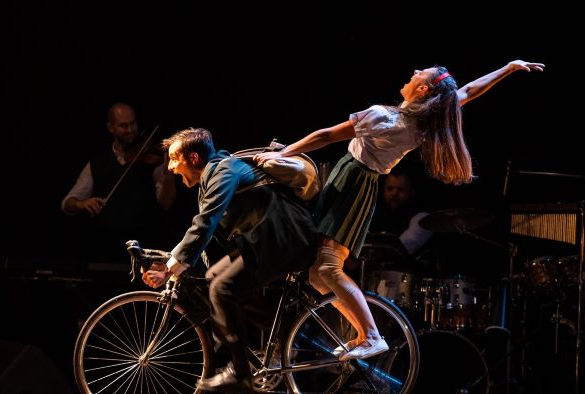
255;59;545;361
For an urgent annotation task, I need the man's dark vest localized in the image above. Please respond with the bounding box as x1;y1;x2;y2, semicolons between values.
90;149;163;241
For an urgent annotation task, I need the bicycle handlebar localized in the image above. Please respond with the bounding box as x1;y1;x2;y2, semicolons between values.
126;240;171;282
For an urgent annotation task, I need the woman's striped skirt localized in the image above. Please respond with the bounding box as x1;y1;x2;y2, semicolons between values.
313;153;379;258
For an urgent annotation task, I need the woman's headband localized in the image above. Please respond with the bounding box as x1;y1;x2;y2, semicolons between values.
432;72;451;86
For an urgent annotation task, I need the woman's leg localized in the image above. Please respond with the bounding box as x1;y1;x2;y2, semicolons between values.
311;238;388;359
311;238;381;343
309;254;365;343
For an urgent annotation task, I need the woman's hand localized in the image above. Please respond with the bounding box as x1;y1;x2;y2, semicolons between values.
507;60;545;72
254;151;284;166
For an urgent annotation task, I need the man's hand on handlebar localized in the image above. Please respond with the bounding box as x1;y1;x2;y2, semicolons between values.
142;264;173;289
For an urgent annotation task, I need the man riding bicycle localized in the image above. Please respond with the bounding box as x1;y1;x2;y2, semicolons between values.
142;127;319;392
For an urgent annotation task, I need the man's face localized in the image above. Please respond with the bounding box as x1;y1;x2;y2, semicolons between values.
107;106;138;147
383;174;415;211
167;141;202;188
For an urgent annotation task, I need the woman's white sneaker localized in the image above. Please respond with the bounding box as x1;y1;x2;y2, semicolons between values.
338;337;389;361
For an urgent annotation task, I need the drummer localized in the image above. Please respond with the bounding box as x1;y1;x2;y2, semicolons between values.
369;168;433;258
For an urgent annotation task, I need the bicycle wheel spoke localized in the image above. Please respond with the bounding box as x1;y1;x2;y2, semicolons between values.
132;301;144;354
150;360;201;378
302;332;333;352
109;311;143;357
86;360;136;373
145;364;169;393
323;371;349;393
148;363;188;393
132;366;143;394
149;313;189;355
349;360;377;392
151;337;201;359
112;363;141;394
138;365;147;394
86;357;137;362
121;368;139;394
96;320;140;358
86;343;138;360
151;360;203;366
355;358;404;388
75;292;211;394
121;306;143;354
285;294;418;394
148;300;163;352
150;349;203;360
143;299;149;356
144;366;155;394
89;363;137;392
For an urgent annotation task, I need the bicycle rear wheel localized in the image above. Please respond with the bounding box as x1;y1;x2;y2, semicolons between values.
73;291;212;394
283;292;419;393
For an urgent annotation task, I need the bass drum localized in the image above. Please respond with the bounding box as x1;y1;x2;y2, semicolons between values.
391;330;491;393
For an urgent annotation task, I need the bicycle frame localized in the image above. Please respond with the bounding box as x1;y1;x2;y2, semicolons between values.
121;242;416;393
127;240;353;375
248;272;353;377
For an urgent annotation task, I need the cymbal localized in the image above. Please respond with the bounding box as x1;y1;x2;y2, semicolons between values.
419;208;493;233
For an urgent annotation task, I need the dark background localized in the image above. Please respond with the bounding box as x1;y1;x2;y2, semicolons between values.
2;4;582;257
1;2;583;392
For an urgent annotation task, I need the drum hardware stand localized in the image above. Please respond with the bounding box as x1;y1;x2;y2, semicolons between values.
454;226;516;336
459;329;541;394
507;169;585;393
575;201;584;394
455;225;520;393
520;290;528;382
551;290;568;356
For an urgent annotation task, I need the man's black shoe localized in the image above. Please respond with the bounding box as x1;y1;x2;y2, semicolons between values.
196;366;254;393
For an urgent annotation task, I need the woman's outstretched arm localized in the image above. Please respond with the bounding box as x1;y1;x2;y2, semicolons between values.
457;60;545;106
254;120;355;165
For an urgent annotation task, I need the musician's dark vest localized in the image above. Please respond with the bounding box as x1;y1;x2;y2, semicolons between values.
90;149;163;241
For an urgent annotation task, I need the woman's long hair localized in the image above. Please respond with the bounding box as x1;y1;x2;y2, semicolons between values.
402;66;472;185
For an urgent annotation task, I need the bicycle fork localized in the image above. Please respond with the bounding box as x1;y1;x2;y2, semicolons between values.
138;281;177;365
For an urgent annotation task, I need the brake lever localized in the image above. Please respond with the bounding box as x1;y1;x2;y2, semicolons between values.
126;240;142;282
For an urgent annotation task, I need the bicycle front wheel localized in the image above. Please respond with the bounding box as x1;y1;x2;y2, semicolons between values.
73;291;212;394
283;292;419;393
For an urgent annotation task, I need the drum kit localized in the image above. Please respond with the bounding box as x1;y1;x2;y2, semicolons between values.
359;206;585;393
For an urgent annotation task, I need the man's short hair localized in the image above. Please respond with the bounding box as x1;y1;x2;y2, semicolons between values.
162;127;216;164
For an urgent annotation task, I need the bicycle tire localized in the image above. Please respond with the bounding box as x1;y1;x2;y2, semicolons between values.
283;292;419;393
73;291;213;394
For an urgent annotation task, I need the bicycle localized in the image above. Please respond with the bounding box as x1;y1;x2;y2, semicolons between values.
73;241;420;393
